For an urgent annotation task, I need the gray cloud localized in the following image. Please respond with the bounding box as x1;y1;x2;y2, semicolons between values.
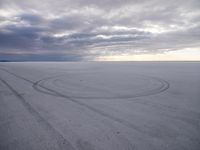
0;0;200;60
18;13;43;25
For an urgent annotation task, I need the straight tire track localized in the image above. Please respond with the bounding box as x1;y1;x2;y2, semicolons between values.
0;75;75;150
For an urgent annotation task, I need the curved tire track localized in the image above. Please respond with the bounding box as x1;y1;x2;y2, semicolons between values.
33;74;169;99
0;67;171;139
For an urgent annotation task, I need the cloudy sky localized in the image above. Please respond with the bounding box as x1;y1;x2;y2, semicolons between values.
0;0;200;61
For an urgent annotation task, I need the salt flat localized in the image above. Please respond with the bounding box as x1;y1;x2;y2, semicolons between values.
0;62;200;150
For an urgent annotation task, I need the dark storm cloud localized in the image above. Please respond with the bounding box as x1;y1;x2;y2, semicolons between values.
0;29;38;49
0;0;200;60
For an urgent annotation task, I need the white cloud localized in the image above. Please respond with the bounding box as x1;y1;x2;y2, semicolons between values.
0;0;200;60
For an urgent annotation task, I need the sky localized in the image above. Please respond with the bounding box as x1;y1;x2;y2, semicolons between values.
0;0;200;61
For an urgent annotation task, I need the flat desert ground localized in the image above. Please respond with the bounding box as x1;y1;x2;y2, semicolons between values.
0;62;200;150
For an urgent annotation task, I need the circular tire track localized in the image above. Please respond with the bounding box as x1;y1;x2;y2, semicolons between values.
33;74;169;100
32;73;171;138
0;67;171;139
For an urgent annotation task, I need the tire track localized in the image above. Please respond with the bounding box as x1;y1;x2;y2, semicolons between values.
33;76;62;97
0;68;171;139
0;68;34;83
0;68;59;97
0;72;75;150
132;75;170;98
33;74;169;99
0;67;169;99
33;77;172;139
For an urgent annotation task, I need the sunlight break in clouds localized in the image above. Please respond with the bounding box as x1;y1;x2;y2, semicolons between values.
96;48;200;61
0;0;200;61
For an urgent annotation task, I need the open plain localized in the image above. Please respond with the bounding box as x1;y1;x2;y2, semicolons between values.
0;62;200;150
